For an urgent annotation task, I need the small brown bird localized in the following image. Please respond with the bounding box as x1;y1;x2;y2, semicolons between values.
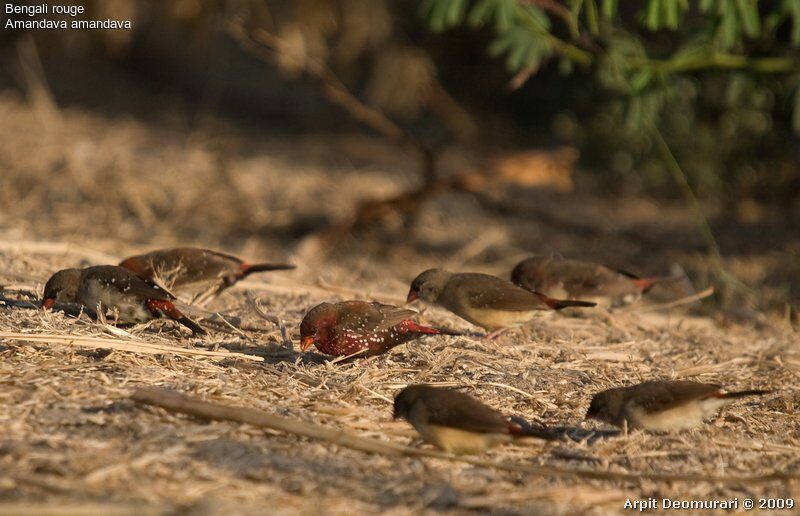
511;256;664;306
43;265;206;335
393;384;547;454
119;247;294;293
586;380;770;432
299;300;459;357
41;268;82;309
406;268;595;331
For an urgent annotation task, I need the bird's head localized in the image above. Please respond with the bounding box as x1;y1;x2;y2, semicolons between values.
510;256;547;290
42;268;82;309
585;388;623;423
393;384;432;420
118;256;145;276
407;269;451;303
299;302;337;351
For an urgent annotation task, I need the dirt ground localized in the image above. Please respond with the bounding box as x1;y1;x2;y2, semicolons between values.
1;89;799;515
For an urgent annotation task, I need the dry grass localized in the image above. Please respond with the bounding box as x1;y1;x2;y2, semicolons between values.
1;91;799;515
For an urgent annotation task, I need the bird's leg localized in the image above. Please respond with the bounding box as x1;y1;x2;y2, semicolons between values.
483;325;520;340
205;276;237;304
279;321;293;351
194;284;220;307
410;437;427;448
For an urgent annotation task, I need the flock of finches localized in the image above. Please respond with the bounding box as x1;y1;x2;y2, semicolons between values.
37;247;772;455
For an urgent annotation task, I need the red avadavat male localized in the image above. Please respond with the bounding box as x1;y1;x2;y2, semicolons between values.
406;268;595;331
43;265;206;335
299;300;459;357
511;256;665;306
393;384;549;454
586;380;770;432
120;247;294;293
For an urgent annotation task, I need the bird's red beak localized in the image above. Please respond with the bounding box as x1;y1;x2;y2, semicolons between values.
42;298;55;310
406;290;418;303
300;336;315;351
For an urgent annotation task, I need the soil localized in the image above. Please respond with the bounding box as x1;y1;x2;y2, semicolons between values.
1;89;798;515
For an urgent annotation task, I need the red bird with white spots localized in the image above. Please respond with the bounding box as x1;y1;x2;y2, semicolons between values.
42;265;206;335
299;300;459;357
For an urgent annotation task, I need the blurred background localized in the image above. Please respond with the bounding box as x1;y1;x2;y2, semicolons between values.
1;0;798;319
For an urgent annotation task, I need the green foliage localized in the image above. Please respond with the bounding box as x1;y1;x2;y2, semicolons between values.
421;0;557;71
642;0;690;31
420;0;800;202
699;0;761;48
420;0;800;120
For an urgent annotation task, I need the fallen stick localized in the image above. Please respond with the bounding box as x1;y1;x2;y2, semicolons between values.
627;286;715;313
1;332;262;362
0;502;164;516
131;387;797;484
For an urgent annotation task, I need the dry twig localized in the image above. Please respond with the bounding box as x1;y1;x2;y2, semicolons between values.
131;387;798;485
1;332;261;362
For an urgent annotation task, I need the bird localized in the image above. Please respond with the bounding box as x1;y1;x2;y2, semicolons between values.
586;380;771;432
119;247;294;294
393;384;550;454
511;256;665;306
299;300;460;357
41;268;82;309
42;265;206;335
406;268;596;331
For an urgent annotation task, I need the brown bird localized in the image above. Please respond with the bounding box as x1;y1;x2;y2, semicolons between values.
299;300;459;357
41;268;82;309
119;247;294;294
511;256;664;306
586;380;770;432
406;268;595;331
393;384;548;454
43;265;206;335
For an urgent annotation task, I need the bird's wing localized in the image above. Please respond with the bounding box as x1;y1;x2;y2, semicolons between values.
629;381;722;413
337;301;417;332
92;266;175;301
556;261;609;290
373;304;420;331
424;389;510;433
613;267;641;279
455;273;547;311
194;248;245;267
123;275;174;300
162;248;237;271
553;261;640;297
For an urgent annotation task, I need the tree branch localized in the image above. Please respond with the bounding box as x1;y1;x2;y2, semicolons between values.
633;52;800;74
226;18;414;146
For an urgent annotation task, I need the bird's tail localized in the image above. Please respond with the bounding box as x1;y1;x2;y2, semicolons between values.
507;416;561;440
405;321;464;336
534;292;596;310
146;299;207;335
240;262;296;278
716;389;772;399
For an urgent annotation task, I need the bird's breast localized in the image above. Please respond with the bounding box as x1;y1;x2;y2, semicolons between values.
539;282;570;300
456;306;539;331
78;279;152;323
417;423;511;454
626;401;710;431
